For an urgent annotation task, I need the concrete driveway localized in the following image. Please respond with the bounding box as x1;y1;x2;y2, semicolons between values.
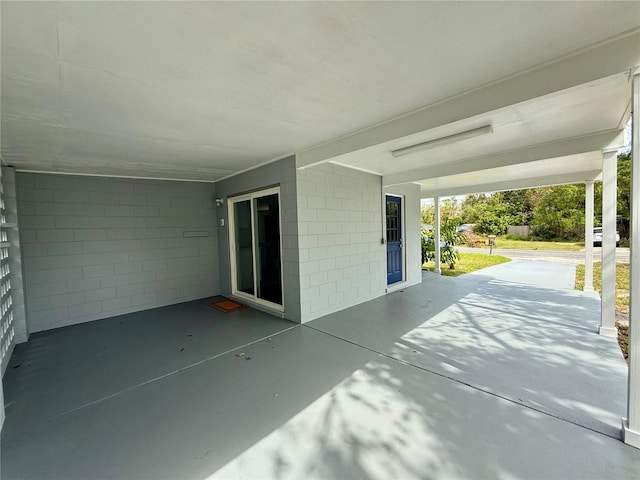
472;258;577;289
459;246;630;263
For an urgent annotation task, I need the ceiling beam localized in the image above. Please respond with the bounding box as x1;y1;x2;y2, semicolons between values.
382;129;623;187
297;30;640;169
420;170;603;199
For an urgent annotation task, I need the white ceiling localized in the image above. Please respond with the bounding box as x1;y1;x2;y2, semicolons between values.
331;73;630;176
1;1;639;182
415;152;605;198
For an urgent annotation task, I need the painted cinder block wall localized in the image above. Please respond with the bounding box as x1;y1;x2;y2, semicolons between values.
14;160;421;333
296;163;423;323
296;163;386;322
16;173;219;333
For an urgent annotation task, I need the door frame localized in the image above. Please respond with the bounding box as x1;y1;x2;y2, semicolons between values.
384;193;406;287
227;186;284;312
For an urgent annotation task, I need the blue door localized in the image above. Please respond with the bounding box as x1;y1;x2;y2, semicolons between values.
386;195;403;285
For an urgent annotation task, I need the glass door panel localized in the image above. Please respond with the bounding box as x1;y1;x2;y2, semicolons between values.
233;199;254;295
253;193;282;305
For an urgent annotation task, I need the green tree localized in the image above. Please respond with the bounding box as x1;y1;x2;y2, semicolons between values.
617;152;631;221
456;152;631;241
594;152;631;236
421;203;433;225
531;184;585;240
421;198;461;225
461;192;516;235
461;193;490;223
498;189;547;225
470;201;515;235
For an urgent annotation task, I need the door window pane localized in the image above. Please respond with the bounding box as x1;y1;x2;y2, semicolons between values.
233;200;254;295
387;201;399;242
254;194;282;305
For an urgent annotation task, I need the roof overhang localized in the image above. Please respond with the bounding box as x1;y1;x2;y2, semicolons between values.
415;152;604;198
297;31;638;197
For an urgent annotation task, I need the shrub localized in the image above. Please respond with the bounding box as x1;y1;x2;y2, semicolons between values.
421;234;432;265
461;231;487;248
421;219;465;269
466;202;515;235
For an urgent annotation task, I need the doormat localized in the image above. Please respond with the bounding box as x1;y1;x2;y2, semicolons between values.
209;299;248;313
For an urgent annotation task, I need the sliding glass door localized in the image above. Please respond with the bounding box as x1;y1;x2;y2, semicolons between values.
228;187;283;310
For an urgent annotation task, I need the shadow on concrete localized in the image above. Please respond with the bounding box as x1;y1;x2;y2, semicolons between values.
309;262;625;438
5;326;639;480
2;266;638;479
209;335;639;480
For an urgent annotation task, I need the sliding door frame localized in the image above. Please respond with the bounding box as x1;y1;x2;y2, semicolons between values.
227;186;284;312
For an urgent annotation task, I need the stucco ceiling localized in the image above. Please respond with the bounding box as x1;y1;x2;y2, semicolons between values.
1;1;639;183
331;73;630;176
415;152;605;198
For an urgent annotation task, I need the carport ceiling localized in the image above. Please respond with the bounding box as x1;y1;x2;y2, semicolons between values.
1;1;640;182
416;152;604;199
339;72;631;197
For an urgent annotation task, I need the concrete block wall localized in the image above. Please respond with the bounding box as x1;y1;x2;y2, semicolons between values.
215;156;301;322
297;162;385;322
385;183;422;288
17;173;219;333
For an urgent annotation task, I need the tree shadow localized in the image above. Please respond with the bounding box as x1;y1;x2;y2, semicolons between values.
209;355;640;480
310;265;627;438
3;266;636;479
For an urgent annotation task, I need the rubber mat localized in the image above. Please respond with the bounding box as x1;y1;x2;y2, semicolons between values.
208;299;248;313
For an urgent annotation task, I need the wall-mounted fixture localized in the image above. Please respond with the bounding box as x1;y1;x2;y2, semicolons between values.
215;198;224;207
391;125;493;157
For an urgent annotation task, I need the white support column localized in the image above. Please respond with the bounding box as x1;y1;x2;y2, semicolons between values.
434;197;441;275
584;180;595;292
624;67;640;449
600;149;618;337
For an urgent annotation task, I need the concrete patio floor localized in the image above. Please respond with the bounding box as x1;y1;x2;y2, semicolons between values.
2;263;640;479
310;260;624;437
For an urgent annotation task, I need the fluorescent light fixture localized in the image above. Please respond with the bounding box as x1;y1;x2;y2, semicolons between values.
391;125;493;157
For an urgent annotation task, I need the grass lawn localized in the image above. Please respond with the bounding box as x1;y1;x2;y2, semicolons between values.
575;262;630;311
461;233;584;251
422;252;511;277
575;262;630;360
491;236;584;251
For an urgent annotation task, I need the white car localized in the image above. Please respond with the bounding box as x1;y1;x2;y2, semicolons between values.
593;227;620;247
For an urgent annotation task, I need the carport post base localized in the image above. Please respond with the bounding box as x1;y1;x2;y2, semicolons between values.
598;325;617;338
623;419;640;449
